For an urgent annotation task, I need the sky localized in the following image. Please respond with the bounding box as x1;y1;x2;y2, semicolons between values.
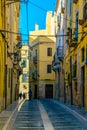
19;0;57;43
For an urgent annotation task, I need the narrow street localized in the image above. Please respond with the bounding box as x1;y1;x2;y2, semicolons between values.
2;99;87;130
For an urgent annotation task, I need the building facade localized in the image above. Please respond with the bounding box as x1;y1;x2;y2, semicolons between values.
30;37;56;99
52;0;65;101
19;44;30;99
0;0;6;111
5;1;21;106
64;0;73;104
29;11;56;99
64;0;87;109
0;0;21;112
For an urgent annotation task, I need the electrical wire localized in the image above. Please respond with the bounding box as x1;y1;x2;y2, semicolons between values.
0;30;86;37
5;0;86;39
26;59;52;63
28;0;76;24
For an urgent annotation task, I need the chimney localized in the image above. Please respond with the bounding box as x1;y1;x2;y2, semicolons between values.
35;24;39;30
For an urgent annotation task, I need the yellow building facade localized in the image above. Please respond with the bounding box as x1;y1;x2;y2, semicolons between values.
65;0;87;109
0;1;20;111
30;37;56;99
5;1;20;107
0;0;5;111
29;11;56;99
29;11;56;43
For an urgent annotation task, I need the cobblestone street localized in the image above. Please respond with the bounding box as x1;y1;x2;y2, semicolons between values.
1;99;87;130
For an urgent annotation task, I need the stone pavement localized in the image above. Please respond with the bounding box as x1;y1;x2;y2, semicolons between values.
1;99;87;130
52;99;87;125
0;99;24;130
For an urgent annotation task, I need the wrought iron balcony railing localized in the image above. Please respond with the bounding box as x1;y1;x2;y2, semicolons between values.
70;37;78;47
32;70;37;80
33;55;37;64
57;46;64;61
52;55;61;71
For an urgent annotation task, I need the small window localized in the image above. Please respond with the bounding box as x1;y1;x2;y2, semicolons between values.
75;11;78;40
82;47;84;62
23;59;26;67
35;49;37;56
47;65;52;73
22;73;28;82
47;48;52;56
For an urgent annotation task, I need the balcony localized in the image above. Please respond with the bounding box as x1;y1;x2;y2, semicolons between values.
70;29;78;47
73;0;78;4
52;56;61;71
16;42;22;49
17;53;21;62
70;37;78;47
66;27;72;45
83;3;87;22
66;37;69;45
17;66;23;76
13;61;18;69
33;55;37;64
72;61;77;80
79;19;84;25
57;46;64;61
32;71;37;80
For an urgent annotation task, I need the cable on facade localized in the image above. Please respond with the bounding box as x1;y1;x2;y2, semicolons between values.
28;59;53;63
0;30;86;37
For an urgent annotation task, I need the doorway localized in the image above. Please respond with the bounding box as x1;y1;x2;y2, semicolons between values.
45;84;53;98
81;66;85;107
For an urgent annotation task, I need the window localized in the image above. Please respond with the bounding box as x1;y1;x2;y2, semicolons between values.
47;65;52;73
75;11;78;40
47;48;52;56
82;47;84;62
72;61;77;78
22;73;28;82
83;3;87;21
35;49;37;56
23;59;26;67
